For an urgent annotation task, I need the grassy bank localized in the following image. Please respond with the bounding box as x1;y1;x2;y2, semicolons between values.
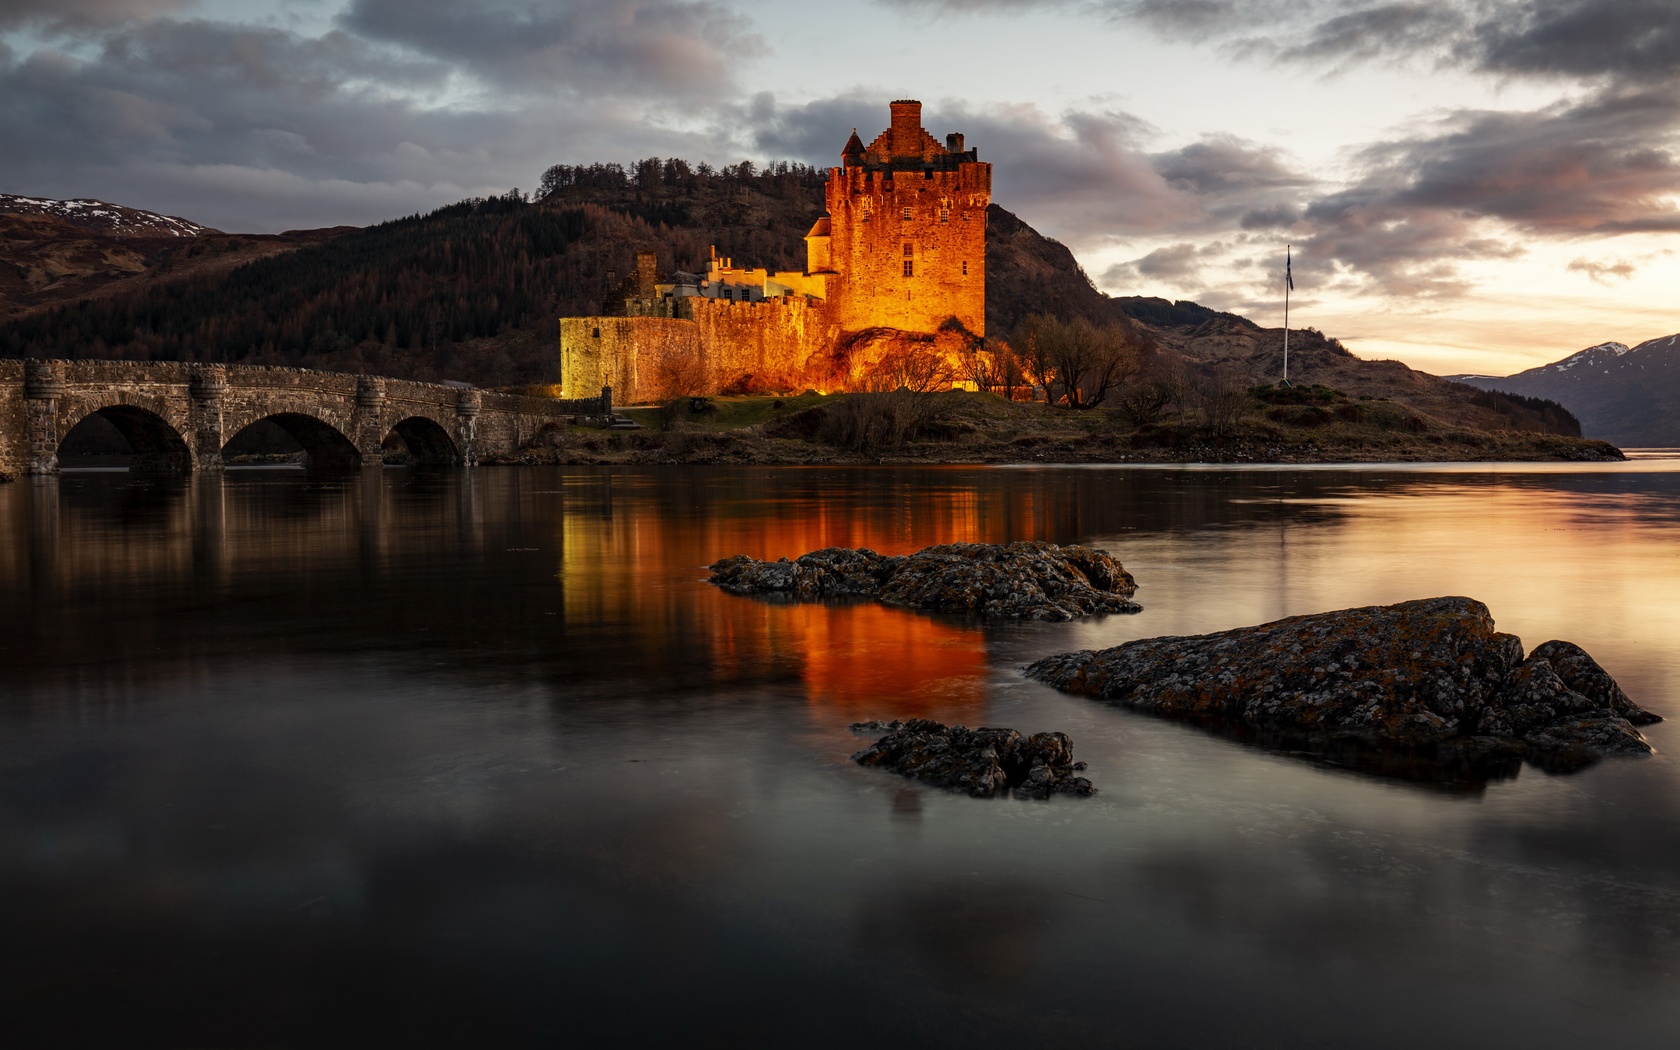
489;389;1623;466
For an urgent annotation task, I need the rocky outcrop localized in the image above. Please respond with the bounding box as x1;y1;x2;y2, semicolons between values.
1026;597;1660;774
708;541;1140;621
850;718;1097;798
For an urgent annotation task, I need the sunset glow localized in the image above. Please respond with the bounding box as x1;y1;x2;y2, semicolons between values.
5;3;1676;375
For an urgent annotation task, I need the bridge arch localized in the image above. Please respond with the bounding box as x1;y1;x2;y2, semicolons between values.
59;403;194;473
384;416;461;467
223;413;362;473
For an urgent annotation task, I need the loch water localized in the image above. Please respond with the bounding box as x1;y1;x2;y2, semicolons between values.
3;462;1680;1047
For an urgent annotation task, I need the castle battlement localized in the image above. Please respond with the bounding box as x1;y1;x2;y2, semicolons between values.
560;99;990;403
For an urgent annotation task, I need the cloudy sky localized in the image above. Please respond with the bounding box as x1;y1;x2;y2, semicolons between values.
2;0;1678;374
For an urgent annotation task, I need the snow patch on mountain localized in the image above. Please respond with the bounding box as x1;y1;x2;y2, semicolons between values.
1541;342;1630;374
0;194;215;237
1631;334;1680;355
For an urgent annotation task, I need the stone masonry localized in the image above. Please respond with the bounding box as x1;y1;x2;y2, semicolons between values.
558;99;992;404
0;359;609;477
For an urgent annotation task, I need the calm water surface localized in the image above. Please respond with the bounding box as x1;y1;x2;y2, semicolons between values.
4;463;1680;1047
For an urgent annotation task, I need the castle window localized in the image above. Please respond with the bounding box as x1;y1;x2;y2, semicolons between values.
903;243;914;257
592;327;600;338
902;207;911;221
962;261;968;275
940;207;950;224
903;260;914;277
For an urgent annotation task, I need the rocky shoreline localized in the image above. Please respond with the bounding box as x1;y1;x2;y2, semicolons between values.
851;718;1097;798
1026;596;1659;775
709;542;1140;621
496;428;1625;467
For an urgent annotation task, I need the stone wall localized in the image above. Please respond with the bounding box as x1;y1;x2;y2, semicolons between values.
825;162;989;337
559;299;855;403
0;359;23;478
687;296;841;395
560;317;701;402
0;359;593;476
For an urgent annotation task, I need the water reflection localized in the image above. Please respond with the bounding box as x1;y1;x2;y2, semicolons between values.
6;463;1680;1046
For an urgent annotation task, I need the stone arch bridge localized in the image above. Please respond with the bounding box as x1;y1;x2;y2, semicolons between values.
0;360;609;476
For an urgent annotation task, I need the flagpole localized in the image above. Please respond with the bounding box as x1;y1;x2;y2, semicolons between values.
1283;244;1292;387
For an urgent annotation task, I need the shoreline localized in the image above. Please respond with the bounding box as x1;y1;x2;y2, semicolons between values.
489;430;1625;468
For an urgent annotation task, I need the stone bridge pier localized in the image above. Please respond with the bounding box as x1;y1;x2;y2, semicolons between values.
0;359;611;478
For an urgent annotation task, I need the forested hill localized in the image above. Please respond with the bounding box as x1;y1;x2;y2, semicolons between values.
0;161;1206;386
0;162;1595;439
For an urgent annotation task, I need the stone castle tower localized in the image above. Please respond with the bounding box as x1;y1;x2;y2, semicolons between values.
811;99;991;336
559;100;992;402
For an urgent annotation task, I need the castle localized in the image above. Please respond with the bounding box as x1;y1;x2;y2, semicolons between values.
559;100;992;403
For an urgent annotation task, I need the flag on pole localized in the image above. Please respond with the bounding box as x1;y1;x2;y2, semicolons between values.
1286;246;1294;291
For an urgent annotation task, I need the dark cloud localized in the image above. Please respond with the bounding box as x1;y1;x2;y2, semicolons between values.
1362;85;1680;235
339;0;764;99
1475;0;1680;82
1125;242;1200;280
1264;74;1680;297
0;16;718;232
1275;3;1465;66
1240;203;1302;229
1112;0;1346;41
938;106;1197;239
879;0;1680;88
0;0;191;32
1300;189;1524;297
1153;136;1310;200
732;91;889;165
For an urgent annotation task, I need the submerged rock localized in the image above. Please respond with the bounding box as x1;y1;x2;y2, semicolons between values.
1025;596;1660;774
850;718;1097;798
708;541;1140;621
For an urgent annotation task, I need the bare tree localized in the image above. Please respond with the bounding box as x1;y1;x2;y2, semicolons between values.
862;342;956;393
990;338;1027;402
1114;369;1174;425
1013;314;1141;409
959;336;1024;399
1013;314;1058;402
1196;363;1250;435
1157;353;1196;424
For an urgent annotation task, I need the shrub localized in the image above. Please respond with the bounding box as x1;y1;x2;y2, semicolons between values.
1266;404;1333;428
817;390;952;451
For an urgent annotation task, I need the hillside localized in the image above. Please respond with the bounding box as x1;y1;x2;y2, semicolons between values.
0;194;216;238
0;193;348;323
1450;334;1680;446
0;171;1584;437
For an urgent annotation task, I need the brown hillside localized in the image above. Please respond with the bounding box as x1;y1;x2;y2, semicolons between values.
0;168;1594;438
0;211;350;323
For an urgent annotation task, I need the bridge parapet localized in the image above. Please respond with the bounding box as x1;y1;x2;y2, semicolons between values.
1;359;610;478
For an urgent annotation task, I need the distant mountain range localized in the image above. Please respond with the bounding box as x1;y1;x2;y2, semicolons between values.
0;194;216;238
1450;333;1680;447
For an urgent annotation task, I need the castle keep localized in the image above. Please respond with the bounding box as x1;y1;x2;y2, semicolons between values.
559;100;992;403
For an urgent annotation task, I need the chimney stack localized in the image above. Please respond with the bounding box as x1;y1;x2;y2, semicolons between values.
635;251;657;299
889;99;922;156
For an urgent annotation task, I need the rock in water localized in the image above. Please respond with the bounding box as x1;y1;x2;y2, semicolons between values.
708;542;1140;620
850;718;1096;798
1025;596;1660;770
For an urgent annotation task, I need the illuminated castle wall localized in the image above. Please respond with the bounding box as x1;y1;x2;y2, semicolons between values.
559;100;992;403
